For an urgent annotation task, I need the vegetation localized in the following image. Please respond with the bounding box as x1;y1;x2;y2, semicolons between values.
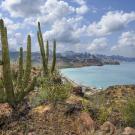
37;22;47;75
51;40;56;74
122;98;135;126
37;22;57;75
0;18;135;135
0;19;36;105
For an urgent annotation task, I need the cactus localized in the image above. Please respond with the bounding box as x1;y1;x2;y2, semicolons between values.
46;40;49;70
37;22;48;75
0;19;36;105
23;35;31;88
0;19;15;104
51;40;56;74
17;47;23;89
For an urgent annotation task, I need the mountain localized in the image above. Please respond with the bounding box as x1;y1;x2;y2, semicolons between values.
0;51;134;68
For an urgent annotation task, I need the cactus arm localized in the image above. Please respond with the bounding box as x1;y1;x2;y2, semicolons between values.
51;40;56;74
46;40;49;70
17;47;23;89
23;35;31;88
37;22;47;75
16;76;36;102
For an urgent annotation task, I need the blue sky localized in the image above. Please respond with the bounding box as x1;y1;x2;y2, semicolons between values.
0;0;135;57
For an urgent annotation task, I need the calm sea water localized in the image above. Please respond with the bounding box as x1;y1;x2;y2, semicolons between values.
60;62;135;89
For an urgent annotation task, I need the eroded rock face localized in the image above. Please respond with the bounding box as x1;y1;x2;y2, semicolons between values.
80;112;95;131
100;121;116;135
122;127;135;135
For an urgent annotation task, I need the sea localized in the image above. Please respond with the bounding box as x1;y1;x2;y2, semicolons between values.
60;62;135;89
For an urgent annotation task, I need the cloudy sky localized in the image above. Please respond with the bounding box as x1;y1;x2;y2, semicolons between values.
0;0;135;57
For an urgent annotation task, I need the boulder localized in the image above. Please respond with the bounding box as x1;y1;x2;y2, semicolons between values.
72;86;84;97
122;127;135;135
80;112;95;131
100;121;116;135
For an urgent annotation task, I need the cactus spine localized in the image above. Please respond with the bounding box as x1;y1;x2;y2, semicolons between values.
37;22;48;75
51;40;56;74
0;19;15;104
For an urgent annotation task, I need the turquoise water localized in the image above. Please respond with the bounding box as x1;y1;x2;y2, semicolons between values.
60;62;135;89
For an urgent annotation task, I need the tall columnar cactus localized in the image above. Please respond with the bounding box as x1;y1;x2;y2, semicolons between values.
37;22;48;75
23;35;31;88
0;19;36;105
51;40;56;74
46;40;49;69
0;19;15;104
17;47;23;89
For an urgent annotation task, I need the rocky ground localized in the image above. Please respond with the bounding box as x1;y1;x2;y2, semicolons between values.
0;85;135;135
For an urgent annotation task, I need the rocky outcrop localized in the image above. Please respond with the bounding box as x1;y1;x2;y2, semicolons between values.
79;112;95;131
122;127;135;135
100;121;116;135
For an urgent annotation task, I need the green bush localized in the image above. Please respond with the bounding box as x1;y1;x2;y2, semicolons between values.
30;75;71;106
122;98;135;126
40;82;71;103
98;105;112;124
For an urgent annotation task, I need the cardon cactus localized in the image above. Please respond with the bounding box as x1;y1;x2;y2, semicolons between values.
51;40;56;74
23;35;31;88
0;19;15;104
0;19;36;105
37;22;57;75
17;47;23;89
37;22;48;75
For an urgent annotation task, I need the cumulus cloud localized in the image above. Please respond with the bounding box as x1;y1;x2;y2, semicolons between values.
1;0;44;17
74;0;86;5
87;11;135;36
76;5;88;15
44;17;83;43
111;31;135;57
88;38;108;53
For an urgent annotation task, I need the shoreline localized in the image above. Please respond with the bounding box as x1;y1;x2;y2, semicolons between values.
60;73;103;96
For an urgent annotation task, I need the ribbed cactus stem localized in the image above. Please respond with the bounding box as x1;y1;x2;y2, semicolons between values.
23;35;31;88
0;19;15;104
17;47;23;89
46;40;49;70
51;40;56;74
37;22;47;75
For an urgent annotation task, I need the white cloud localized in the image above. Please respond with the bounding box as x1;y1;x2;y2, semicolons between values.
74;0;86;5
76;5;88;15
87;11;135;36
39;0;75;23
88;38;108;53
44;17;84;43
1;0;44;17
111;31;135;57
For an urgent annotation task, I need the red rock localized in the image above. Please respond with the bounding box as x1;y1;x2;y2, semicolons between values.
122;127;135;135
80;112;95;130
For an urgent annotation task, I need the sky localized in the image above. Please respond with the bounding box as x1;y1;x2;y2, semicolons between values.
0;0;135;57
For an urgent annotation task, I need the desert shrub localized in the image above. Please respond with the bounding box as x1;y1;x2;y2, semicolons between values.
98;105;112;124
30;75;72;106
122;98;135;126
40;82;71;103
